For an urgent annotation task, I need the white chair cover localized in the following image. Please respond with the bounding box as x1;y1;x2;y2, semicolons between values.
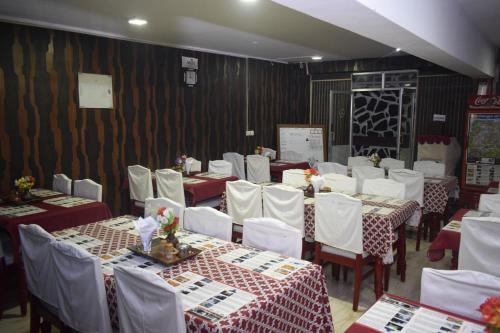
314;192;363;254
242;217;302;258
380;158;405;170
128;165;154;203
317;162;347;176
388;169;424;226
323;173;357;193
263;185;305;236
282;169;308;187
413;160;446;177
352;166;385;193
184;207;233;242
155;169;186;206
246;154;270;183
53;173;72;195
223;152;246;179
478;194;500;213
145;197;185;229
18;224;57;308
74;179;102;202
421;268;500;321
261;148;277;160
51;241;112;333
362;178;406;199
347;156;371;167
186;157;201;173
114;265;186;333
226;180;262;225
208;160;233;176
458;216;500;277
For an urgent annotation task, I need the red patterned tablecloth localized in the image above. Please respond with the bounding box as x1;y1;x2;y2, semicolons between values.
270;161;310;182
66;217;334;333
423;177;456;215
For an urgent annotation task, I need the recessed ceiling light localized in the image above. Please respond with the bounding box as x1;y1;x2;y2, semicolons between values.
395;47;401;52
311;56;323;61
241;0;258;2
128;18;148;26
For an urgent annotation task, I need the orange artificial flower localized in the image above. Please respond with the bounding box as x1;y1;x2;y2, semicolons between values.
480;297;500;329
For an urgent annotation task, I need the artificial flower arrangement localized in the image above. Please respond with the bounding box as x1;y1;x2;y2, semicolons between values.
157;207;180;238
304;168;319;183
480;296;500;333
173;154;188;172
368;153;381;167
15;176;35;191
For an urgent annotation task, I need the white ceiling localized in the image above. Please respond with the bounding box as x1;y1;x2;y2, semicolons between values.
457;0;500;46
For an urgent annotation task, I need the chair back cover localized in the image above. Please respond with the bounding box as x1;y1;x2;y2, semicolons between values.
362;178;406;199
242;217;302;258
74;179;102;202
128;165;154;202
352;166;385;193
223;152;246;179
314;192;363;254
246;154;270;183
18;224;57;307
184;207;233;241
155;169;185;206
263;185;305;236
380;158;405;170
478;194;500;213
53;173;72;195
226;180;262;225
347;156;371;167
421;268;500;321
413;160;446;177
282;169;308;187
208;160;233;176
145;197;185;229
261;148;277;160
458;216;500;277
323;173;357;193
317;162;347;176
185;157;202;173
388;169;424;206
114;265;186;333
51;241;112;333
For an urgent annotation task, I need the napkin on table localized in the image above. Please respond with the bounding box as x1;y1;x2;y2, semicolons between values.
185;159;193;174
134;216;159;252
311;175;325;193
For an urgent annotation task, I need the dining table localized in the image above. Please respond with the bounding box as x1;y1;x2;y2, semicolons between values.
269;160;310;182
422;176;457;241
51;215;334;332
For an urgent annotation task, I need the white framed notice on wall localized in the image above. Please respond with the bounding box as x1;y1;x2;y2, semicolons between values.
277;124;327;163
78;73;113;109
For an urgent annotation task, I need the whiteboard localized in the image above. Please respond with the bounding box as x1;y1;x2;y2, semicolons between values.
78;73;113;109
278;124;327;163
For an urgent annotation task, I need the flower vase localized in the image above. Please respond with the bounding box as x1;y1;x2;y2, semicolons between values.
166;232;179;248
19;189;32;201
305;183;315;197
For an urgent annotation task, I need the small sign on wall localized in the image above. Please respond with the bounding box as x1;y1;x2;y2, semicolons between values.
433;114;446;122
78;73;113;109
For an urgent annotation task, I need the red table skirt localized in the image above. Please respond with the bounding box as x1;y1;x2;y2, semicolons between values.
270;161;310;182
427;208;468;262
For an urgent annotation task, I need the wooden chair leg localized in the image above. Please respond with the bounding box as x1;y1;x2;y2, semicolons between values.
41;320;52;333
313;242;322;265
352;256;363;311
384;264;390;292
29;298;41;333
332;264;340;281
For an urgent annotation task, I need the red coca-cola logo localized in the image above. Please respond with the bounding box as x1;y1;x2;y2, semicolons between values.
470;95;500;108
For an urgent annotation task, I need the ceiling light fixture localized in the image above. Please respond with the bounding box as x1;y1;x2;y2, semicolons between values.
128;18;148;26
311;56;323;61
240;0;258;2
395;47;401;52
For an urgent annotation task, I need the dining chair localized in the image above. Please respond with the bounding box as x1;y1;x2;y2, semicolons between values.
347;156;371;168
223;152;246;179
413;160;445;177
379;158;405;170
145;197;185;229
226;180;263;237
242;217;302;258
261;147;277;159
323;173;357;193
51;240;112;333
73;178;102;202
458;216;500;277
53;173;72;195
128;165;154;215
314;192;373;311
208;160;233;176
185;157;201;173
317;162;348;176
184;207;233;242
421;268;500;321
263;184;304;237
352;166;385;193
282;169;308;187
246;154;270;183
478;194;500;213
362;178;406;198
114;265;186;333
155;169;186;207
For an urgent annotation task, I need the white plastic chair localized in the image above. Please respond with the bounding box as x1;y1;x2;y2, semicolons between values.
380;158;405;170
282;169;308;187
114;265;186;333
128;165;154;208
478;194;500;213
263;185;305;236
323;173;357;193
352;166;385;193
362;179;406;199
458;216;500;277
261;148;277;160
73;179;102;202
421;268;500;321
185;157;201;173
145;197;185;229
208;160;233;176
413;160;445;178
226;180;262;227
184;207;233;242
155;169;186;207
242;217;302;258
246;155;270;183
317;162;347;176
53;174;72;195
347;156;371;167
51;241;112;333
223;152;246;179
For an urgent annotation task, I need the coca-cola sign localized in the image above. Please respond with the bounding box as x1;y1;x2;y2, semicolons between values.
469;95;500;108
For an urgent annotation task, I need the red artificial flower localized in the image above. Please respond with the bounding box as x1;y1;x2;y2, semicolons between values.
480;297;500;328
157;207;166;216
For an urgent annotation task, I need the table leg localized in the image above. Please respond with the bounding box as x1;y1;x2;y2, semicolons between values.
451;251;458;270
374;257;383;299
